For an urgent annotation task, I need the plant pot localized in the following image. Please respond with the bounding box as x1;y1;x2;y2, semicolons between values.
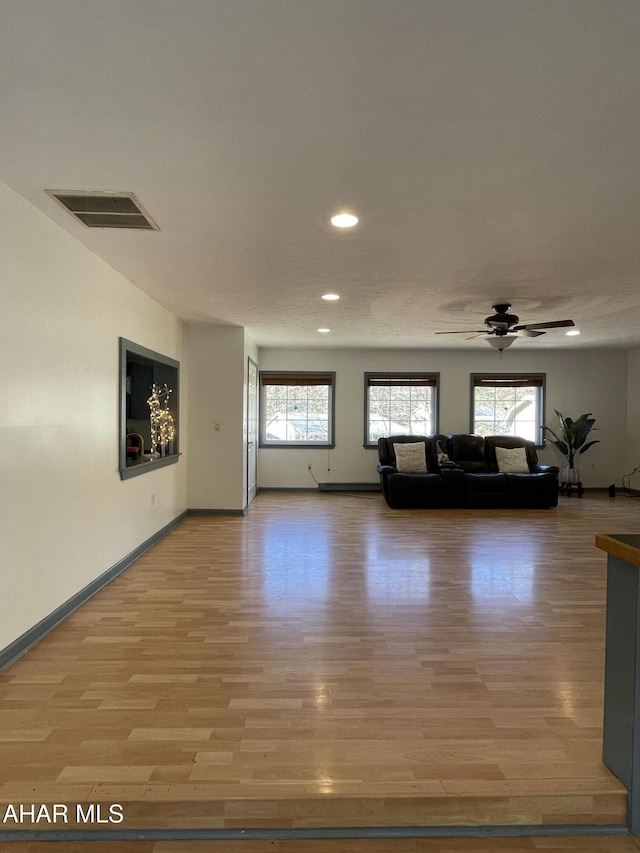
561;466;580;484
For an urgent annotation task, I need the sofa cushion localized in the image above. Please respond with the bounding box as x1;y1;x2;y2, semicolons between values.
448;434;488;472
465;472;509;508
449;434;485;460
484;435;538;471
387;472;443;508
393;442;427;473
495;445;529;473
505;472;559;508
465;472;508;491
378;435;429;468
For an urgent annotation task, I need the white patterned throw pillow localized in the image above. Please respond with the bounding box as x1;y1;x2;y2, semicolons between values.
393;442;428;474
495;446;529;473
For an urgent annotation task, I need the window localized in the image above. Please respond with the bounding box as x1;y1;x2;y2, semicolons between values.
365;373;438;446
471;373;545;445
260;372;335;447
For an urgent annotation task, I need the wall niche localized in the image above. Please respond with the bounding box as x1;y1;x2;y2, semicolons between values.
119;338;180;480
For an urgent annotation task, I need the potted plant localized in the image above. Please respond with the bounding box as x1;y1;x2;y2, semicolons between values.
542;410;599;484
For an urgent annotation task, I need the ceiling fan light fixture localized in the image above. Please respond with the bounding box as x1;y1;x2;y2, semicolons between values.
485;334;517;351
434;303;575;345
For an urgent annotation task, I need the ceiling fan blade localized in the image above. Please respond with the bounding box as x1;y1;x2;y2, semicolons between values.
435;330;488;335
513;319;575;331
521;329;546;337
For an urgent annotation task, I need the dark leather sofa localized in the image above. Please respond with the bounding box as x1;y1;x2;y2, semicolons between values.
377;433;559;509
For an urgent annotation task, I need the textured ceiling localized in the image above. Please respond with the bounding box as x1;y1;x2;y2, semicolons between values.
1;0;639;349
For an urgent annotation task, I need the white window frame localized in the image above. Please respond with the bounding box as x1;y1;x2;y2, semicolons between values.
471;373;546;447
259;371;335;447
364;372;439;447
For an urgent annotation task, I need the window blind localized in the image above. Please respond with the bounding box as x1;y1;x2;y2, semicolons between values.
366;373;437;387
261;372;334;386
472;373;544;387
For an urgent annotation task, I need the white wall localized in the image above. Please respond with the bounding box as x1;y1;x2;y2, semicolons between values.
0;180;187;652
626;349;640;483
258;346;628;489
185;324;246;511
243;330;259;507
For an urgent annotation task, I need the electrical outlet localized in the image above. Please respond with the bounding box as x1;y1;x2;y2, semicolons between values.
150;493;156;506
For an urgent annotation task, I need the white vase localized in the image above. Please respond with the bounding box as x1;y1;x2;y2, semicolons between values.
562;466;580;484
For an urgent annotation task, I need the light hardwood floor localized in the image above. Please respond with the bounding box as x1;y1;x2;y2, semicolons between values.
1;490;639;843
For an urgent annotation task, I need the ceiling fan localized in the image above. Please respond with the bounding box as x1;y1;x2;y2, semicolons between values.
435;303;575;350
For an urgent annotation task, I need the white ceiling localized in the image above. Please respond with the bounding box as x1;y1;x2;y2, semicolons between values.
1;0;639;350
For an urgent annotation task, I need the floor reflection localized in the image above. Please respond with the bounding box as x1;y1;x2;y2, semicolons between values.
258;516;432;608
365;537;429;603
470;541;535;604
261;517;330;604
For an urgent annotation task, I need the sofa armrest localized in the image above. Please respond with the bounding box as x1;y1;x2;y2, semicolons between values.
377;464;397;476
531;464;559;475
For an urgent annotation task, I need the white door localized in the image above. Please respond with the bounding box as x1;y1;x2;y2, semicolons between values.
247;357;258;506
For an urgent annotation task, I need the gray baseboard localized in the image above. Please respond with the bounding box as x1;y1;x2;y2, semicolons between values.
258;485;381;492
318;482;381;491
187;508;247;516
0;511;188;672
258;487;318;492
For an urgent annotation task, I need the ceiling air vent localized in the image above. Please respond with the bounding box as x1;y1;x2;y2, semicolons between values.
45;190;159;230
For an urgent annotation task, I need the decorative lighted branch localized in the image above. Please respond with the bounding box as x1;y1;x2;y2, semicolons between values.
147;383;175;452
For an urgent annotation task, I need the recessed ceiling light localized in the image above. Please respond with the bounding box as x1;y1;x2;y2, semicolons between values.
566;330;581;336
330;212;358;228
317;328;331;333
321;293;340;301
